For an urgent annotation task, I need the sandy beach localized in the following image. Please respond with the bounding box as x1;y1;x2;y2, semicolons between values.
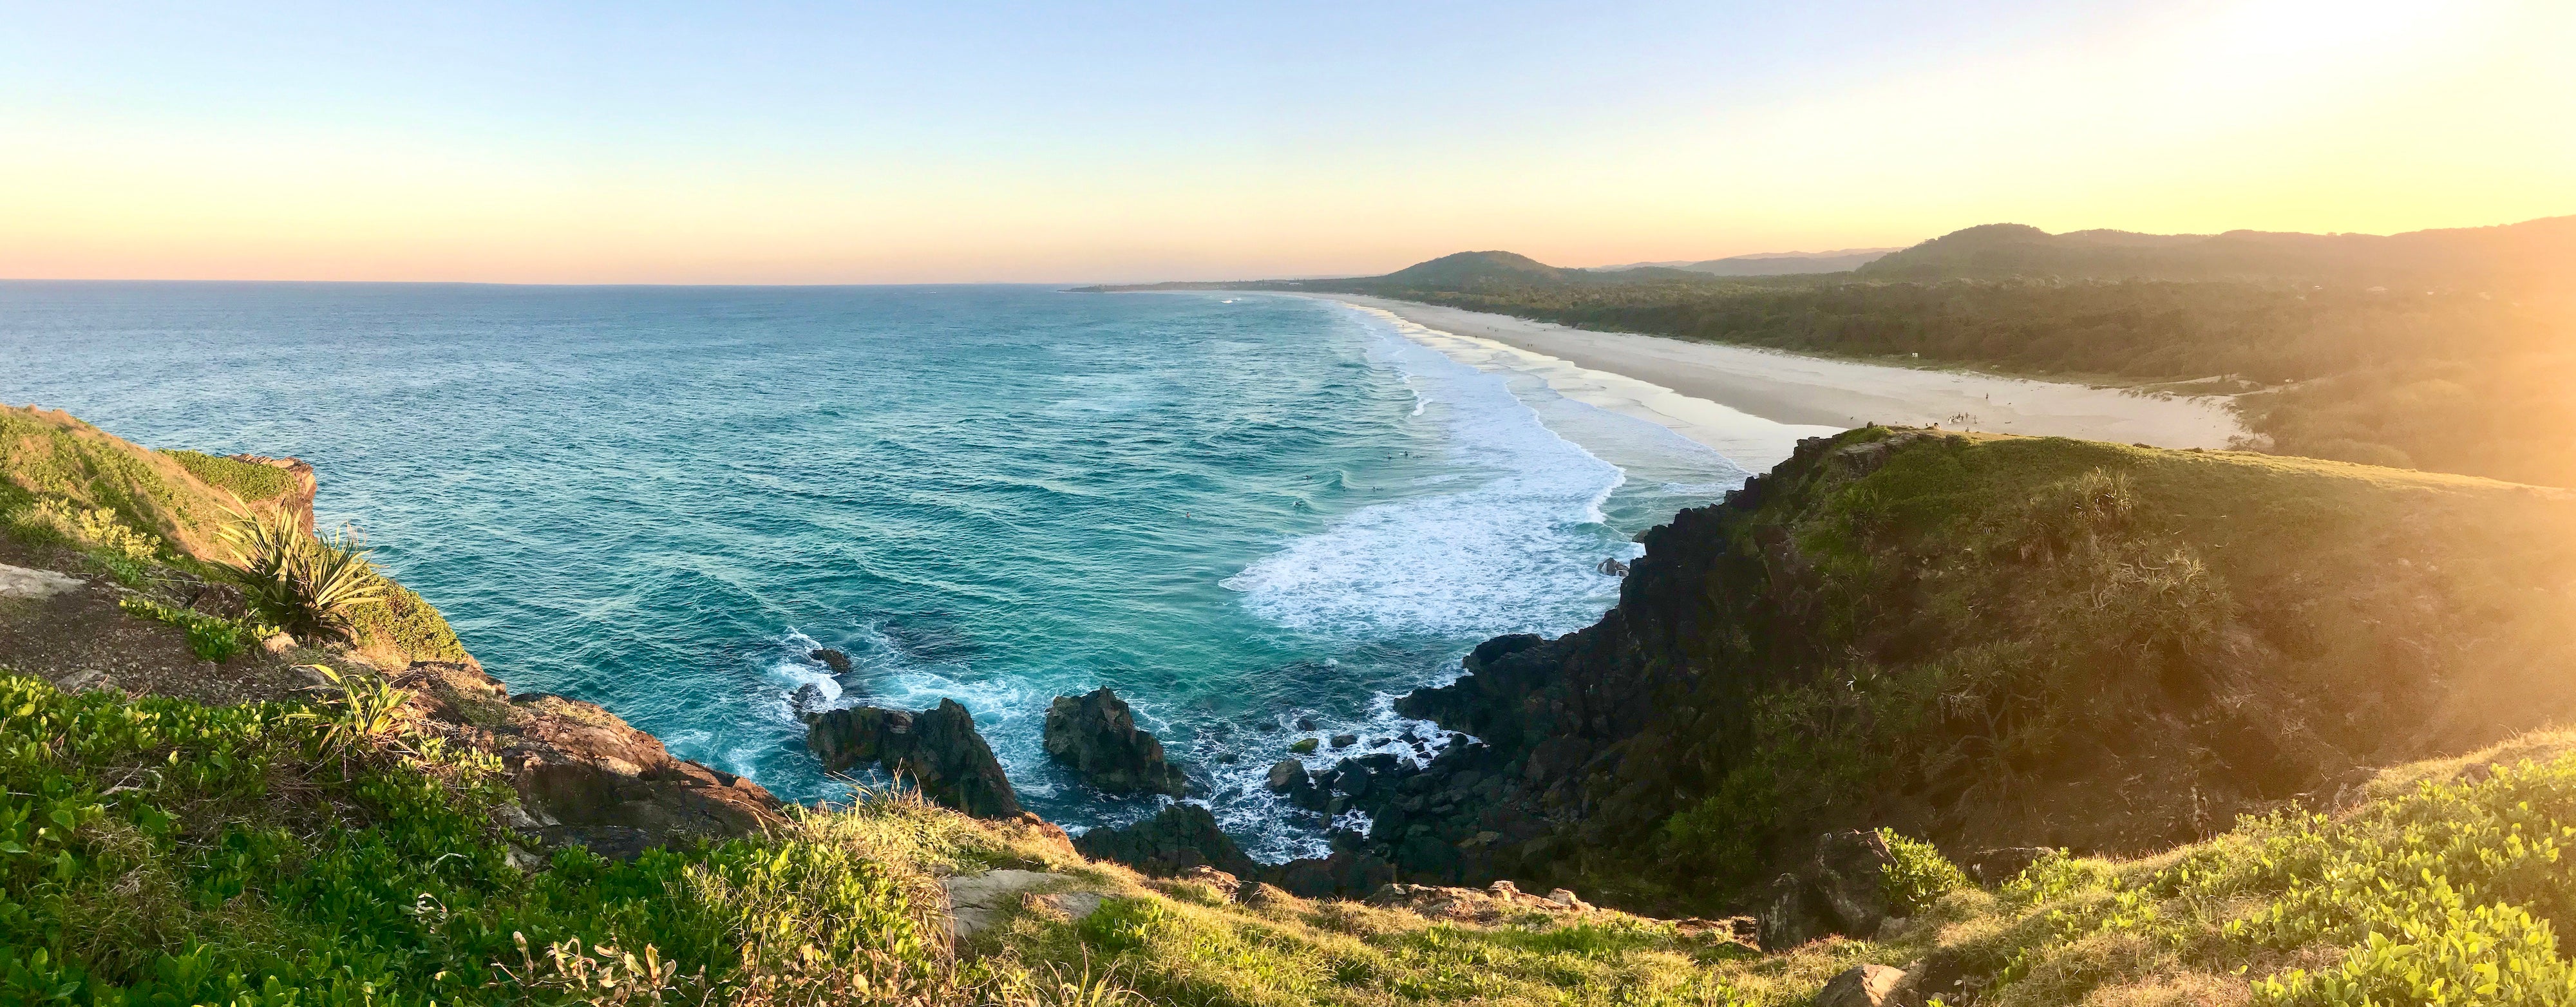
1311;294;2246;467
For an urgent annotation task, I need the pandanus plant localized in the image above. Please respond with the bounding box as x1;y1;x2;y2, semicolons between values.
218;505;383;641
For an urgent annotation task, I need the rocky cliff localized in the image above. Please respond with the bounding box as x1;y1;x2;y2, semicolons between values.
0;406;783;858
1334;428;2576;910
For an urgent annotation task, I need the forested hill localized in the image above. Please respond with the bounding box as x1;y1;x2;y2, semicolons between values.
1857;216;2576;288
1085;215;2576;488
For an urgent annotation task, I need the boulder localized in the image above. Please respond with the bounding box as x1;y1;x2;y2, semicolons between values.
1264;844;1396;898
1812;830;1898;936
405;662;785;858
1757;831;1901;950
1043;687;1188;796
1235;881;1295;907
1757;872;1834;951
810;648;852;672
1364;879;1594;923
186;581;249;619
1815;965;1908;1007
790;682;829;717
806;699;1023;818
942;869;1060;940
1072;802;1257;879
1175;865;1242;899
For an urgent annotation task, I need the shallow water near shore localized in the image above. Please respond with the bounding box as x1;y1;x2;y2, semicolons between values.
1;282;1750;858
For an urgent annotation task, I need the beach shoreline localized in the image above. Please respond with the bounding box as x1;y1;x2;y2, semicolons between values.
1300;293;2248;453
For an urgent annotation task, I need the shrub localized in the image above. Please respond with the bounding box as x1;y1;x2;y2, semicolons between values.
1878;828;1972;915
27;497;162;563
216;507;383;640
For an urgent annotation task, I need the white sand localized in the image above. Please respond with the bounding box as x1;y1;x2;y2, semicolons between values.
1308;294;2244;471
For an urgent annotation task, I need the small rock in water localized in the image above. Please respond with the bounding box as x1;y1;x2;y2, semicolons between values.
1330;733;1359;748
1296;716;1318;731
1598;557;1631;577
810;648;852;672
790;682;829;718
1289;738;1320;755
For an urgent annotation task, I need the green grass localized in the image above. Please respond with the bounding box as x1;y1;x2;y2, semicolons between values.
0;671;1027;1006
113;595;268;663
345;574;471;666
0;408;231;558
160;451;300;507
1952;732;2576;1006
2;407;477;670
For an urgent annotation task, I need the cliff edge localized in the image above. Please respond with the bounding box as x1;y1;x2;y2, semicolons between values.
1350;427;2576;910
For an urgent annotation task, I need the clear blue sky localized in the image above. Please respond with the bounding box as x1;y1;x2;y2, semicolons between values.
5;1;2569;281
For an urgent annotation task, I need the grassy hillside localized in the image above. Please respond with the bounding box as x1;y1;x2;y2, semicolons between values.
0;404;466;667
16;661;2576;1006
1379;428;2576;913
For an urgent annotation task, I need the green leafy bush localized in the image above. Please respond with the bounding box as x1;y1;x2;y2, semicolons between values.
1877;828;1971;915
1978;747;2576;1006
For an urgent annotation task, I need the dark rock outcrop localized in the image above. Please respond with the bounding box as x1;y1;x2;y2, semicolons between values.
1260;833;1396;898
810;648;851;672
806;699;1023;818
1265;758;1329;812
1757;831;1898;950
1073;803;1256;879
1043;687;1188;796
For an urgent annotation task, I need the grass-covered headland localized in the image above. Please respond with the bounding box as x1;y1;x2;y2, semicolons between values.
12;400;2576;1004
15;665;2576;1006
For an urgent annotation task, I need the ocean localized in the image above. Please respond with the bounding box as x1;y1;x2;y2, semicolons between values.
0;282;1761;859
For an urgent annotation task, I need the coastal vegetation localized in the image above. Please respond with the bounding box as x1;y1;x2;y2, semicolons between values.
1362;428;2576;918
1112;216;2576;488
12;404;2576;1004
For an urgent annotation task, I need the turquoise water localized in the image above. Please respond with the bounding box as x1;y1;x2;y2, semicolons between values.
1;282;1747;858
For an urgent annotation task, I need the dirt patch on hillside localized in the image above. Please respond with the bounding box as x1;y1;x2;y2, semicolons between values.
0;535;316;706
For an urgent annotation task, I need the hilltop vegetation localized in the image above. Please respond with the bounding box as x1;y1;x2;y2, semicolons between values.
0;406;466;668
1354;428;2576;912
1855;216;2576;288
1104;215;2576;487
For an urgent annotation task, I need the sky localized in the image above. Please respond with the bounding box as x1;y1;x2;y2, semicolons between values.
3;0;2571;284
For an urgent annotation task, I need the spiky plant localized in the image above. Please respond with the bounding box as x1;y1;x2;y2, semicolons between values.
217;506;383;640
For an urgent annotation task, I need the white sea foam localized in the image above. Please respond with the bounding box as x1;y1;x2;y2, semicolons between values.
1223;315;1638;639
771;629;844;708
